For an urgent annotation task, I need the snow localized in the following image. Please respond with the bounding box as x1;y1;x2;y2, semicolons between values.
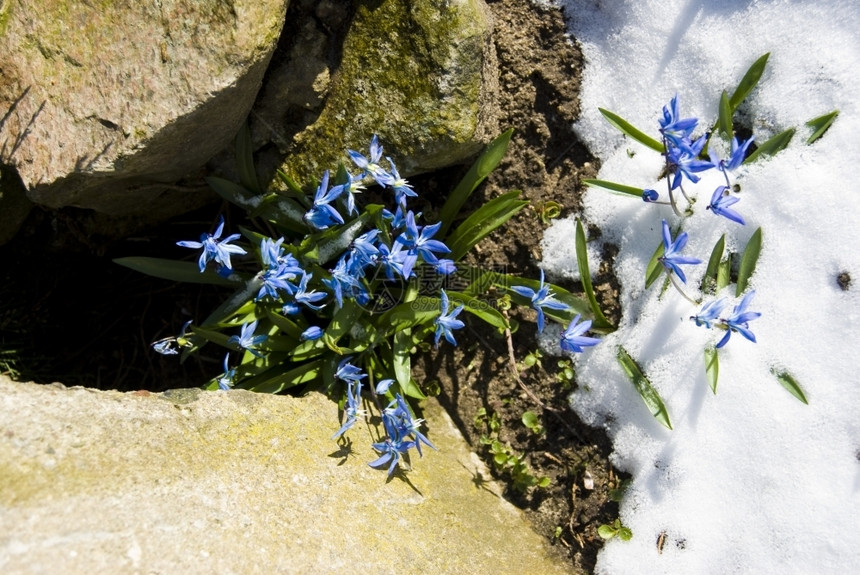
540;0;860;572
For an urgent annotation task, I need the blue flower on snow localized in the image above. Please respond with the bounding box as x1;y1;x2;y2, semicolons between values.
658;220;701;284
707;186;745;225
691;298;728;329
716;290;761;348
560;314;600;353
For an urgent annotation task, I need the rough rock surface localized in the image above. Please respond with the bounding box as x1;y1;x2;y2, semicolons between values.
0;377;571;574
0;0;286;215
272;0;499;188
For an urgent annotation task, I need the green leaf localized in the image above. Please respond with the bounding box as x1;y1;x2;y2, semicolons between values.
598;108;664;153
702;234;726;295
206;176;257;209
617;528;633;542
575;220;612;330
770;368;809;405
729;53;769;111
446;291;509;330
289;299;362;361
502;276;592;326
200;277;264;327
266;311;304;341
745;128;795;164
645;240;666;289
235;123;261;193
302;205;383;265
718;90;733;139
113;257;239;286
438;129;513;237
445;191;528;261
246;359;324;394
581;179;643;198
597;525;618;540
704;347;719;394
805;110;839;144
521;411;539;429
717;258;731;292
393;329;412;390
617;347;672;429
736;227;762;296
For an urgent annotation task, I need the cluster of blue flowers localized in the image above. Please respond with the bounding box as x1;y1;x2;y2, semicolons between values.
643;96;762;347
643;94;753;227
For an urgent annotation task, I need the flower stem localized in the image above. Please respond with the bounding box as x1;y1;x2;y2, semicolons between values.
668;272;699;305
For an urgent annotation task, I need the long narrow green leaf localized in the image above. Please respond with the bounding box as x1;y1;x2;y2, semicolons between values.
266;311;304;340
201;277;264;327
736;227;762;296
289;299;362;361
718;90;733;139
704;347;719;394
446;191;528;261
438;129;513;237
729;53;769;111
575;220;612;329
582;179;643;198
393;329;412;389
770;368;808;405
617;347;672;429
598;108;664;153
717;258;731;292
113;257;239;286
645;240;666;289
805;110;839;144
302;205;383;265
206;176;257;209
745;128;795;164
446;291;509;330
235;123;261;193
702;234;726;295
246;359;324;394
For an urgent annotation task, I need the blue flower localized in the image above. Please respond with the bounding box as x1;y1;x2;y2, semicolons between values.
177;215;247;273
293;272;327;311
386;156;417;206
383;394;436;457
658;94;699;149
376;378;395;394
368;434;414;477
227;320;268;358
707;186;745;225
434;290;465;347
345;230;380;276
642;189;659;203
342;172;366;217
395;211;451;278
560;315;600;353
716;290;761;348
666;134;712;189
335;357;366;385
658;220;701;284
256;259;303;301
217;354;236;391
332;378;366;440
348;135;395;188
691;297;728;329
304;170;345;230
711;136;755;173
300;326;324;341
510;270;570;332
323;257;364;309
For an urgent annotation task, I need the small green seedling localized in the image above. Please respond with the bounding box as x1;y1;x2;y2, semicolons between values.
521;410;544;435
598;519;633;541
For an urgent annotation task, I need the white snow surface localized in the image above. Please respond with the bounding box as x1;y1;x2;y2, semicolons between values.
539;0;860;573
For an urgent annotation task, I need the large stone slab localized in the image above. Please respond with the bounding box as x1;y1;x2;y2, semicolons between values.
0;0;286;215
0;377;570;574
272;0;499;188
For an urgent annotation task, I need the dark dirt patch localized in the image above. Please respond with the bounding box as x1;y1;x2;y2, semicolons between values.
0;2;624;573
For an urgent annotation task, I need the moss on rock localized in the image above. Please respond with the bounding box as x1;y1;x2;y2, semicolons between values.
276;0;498;188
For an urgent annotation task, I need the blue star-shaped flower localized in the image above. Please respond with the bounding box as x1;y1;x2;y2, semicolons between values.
227;320;268;358
394;211;452;278
217;353;236;391
691;298;728;329
304;170;345;230
386;156;417;207
658;220;702;284
347;134;394;188
177;215;247;273
510;270;570;332
658;94;699;150
331;378;365;440
707;186;746;225
716;290;761;348
560;314;600;353
434;290;465;347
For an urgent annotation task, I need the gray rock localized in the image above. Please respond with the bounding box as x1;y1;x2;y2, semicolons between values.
273;0;500;188
0;377;571;574
0;0;286;215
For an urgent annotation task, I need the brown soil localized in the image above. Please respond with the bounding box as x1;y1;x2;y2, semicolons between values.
0;2;624;573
